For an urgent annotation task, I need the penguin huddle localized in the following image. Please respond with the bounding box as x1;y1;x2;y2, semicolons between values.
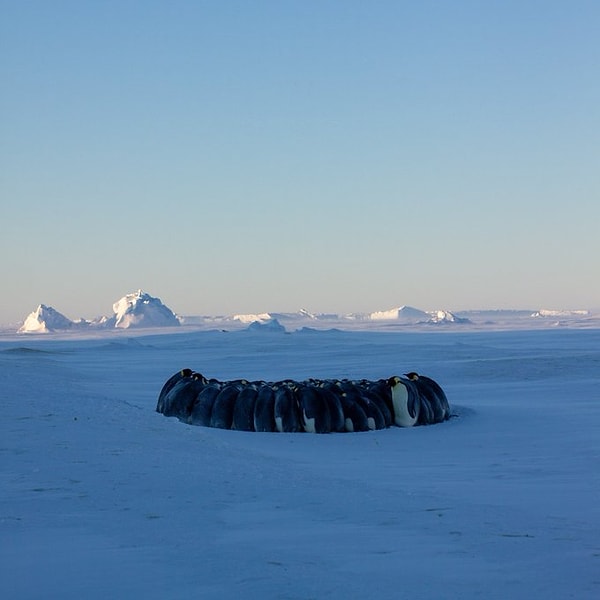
156;369;450;433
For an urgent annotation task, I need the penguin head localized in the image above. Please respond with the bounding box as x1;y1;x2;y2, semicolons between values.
192;372;207;384
405;372;419;381
180;368;193;378
387;375;401;387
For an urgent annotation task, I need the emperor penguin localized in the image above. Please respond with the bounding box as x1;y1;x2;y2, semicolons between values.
232;385;258;431
273;384;302;433
296;384;331;433
387;376;420;427
161;371;206;421
210;383;242;430
254;384;276;432
405;372;449;423
156;368;193;413
190;383;221;427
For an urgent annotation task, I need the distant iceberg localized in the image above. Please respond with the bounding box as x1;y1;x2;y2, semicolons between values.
112;290;180;329
18;304;75;333
245;318;286;333
370;306;429;321
531;309;590;318
233;312;272;324
14;294;596;334
367;306;470;324
427;310;471;324
18;290;180;333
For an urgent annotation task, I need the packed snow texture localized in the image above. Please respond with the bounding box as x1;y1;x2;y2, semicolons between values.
1;327;599;599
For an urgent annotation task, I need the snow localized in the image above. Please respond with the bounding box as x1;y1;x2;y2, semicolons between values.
1;326;599;599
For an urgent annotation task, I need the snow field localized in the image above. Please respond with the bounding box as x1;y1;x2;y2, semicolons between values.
1;328;599;599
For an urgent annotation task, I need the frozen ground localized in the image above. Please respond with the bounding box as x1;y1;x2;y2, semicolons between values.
1;327;599;599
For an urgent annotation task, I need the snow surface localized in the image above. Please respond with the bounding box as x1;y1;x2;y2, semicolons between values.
1;326;599;598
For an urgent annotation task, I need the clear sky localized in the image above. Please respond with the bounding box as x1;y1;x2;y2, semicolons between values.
2;1;599;324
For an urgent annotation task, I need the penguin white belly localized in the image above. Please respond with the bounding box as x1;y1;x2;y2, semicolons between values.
391;382;417;427
302;411;316;433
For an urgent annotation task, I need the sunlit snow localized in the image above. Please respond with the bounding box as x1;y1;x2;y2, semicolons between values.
1;325;599;599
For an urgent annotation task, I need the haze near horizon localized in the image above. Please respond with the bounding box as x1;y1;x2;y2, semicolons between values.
2;1;598;324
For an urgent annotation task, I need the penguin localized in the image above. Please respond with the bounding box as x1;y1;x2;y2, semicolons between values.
319;381;354;432
361;382;394;427
368;379;395;423
417;390;435;425
273;384;302;433
253;384;276;432
387;376;420;427
232;385;258;431
296;384;331;434
360;386;393;428
156;368;193;414
158;371;448;432
337;391;370;432
190;383;221;427
161;372;206;421
210;384;241;430
414;373;450;418
405;372;449;423
339;381;385;431
314;385;345;433
359;393;386;430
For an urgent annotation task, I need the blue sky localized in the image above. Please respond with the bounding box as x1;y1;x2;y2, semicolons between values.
2;1;599;324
